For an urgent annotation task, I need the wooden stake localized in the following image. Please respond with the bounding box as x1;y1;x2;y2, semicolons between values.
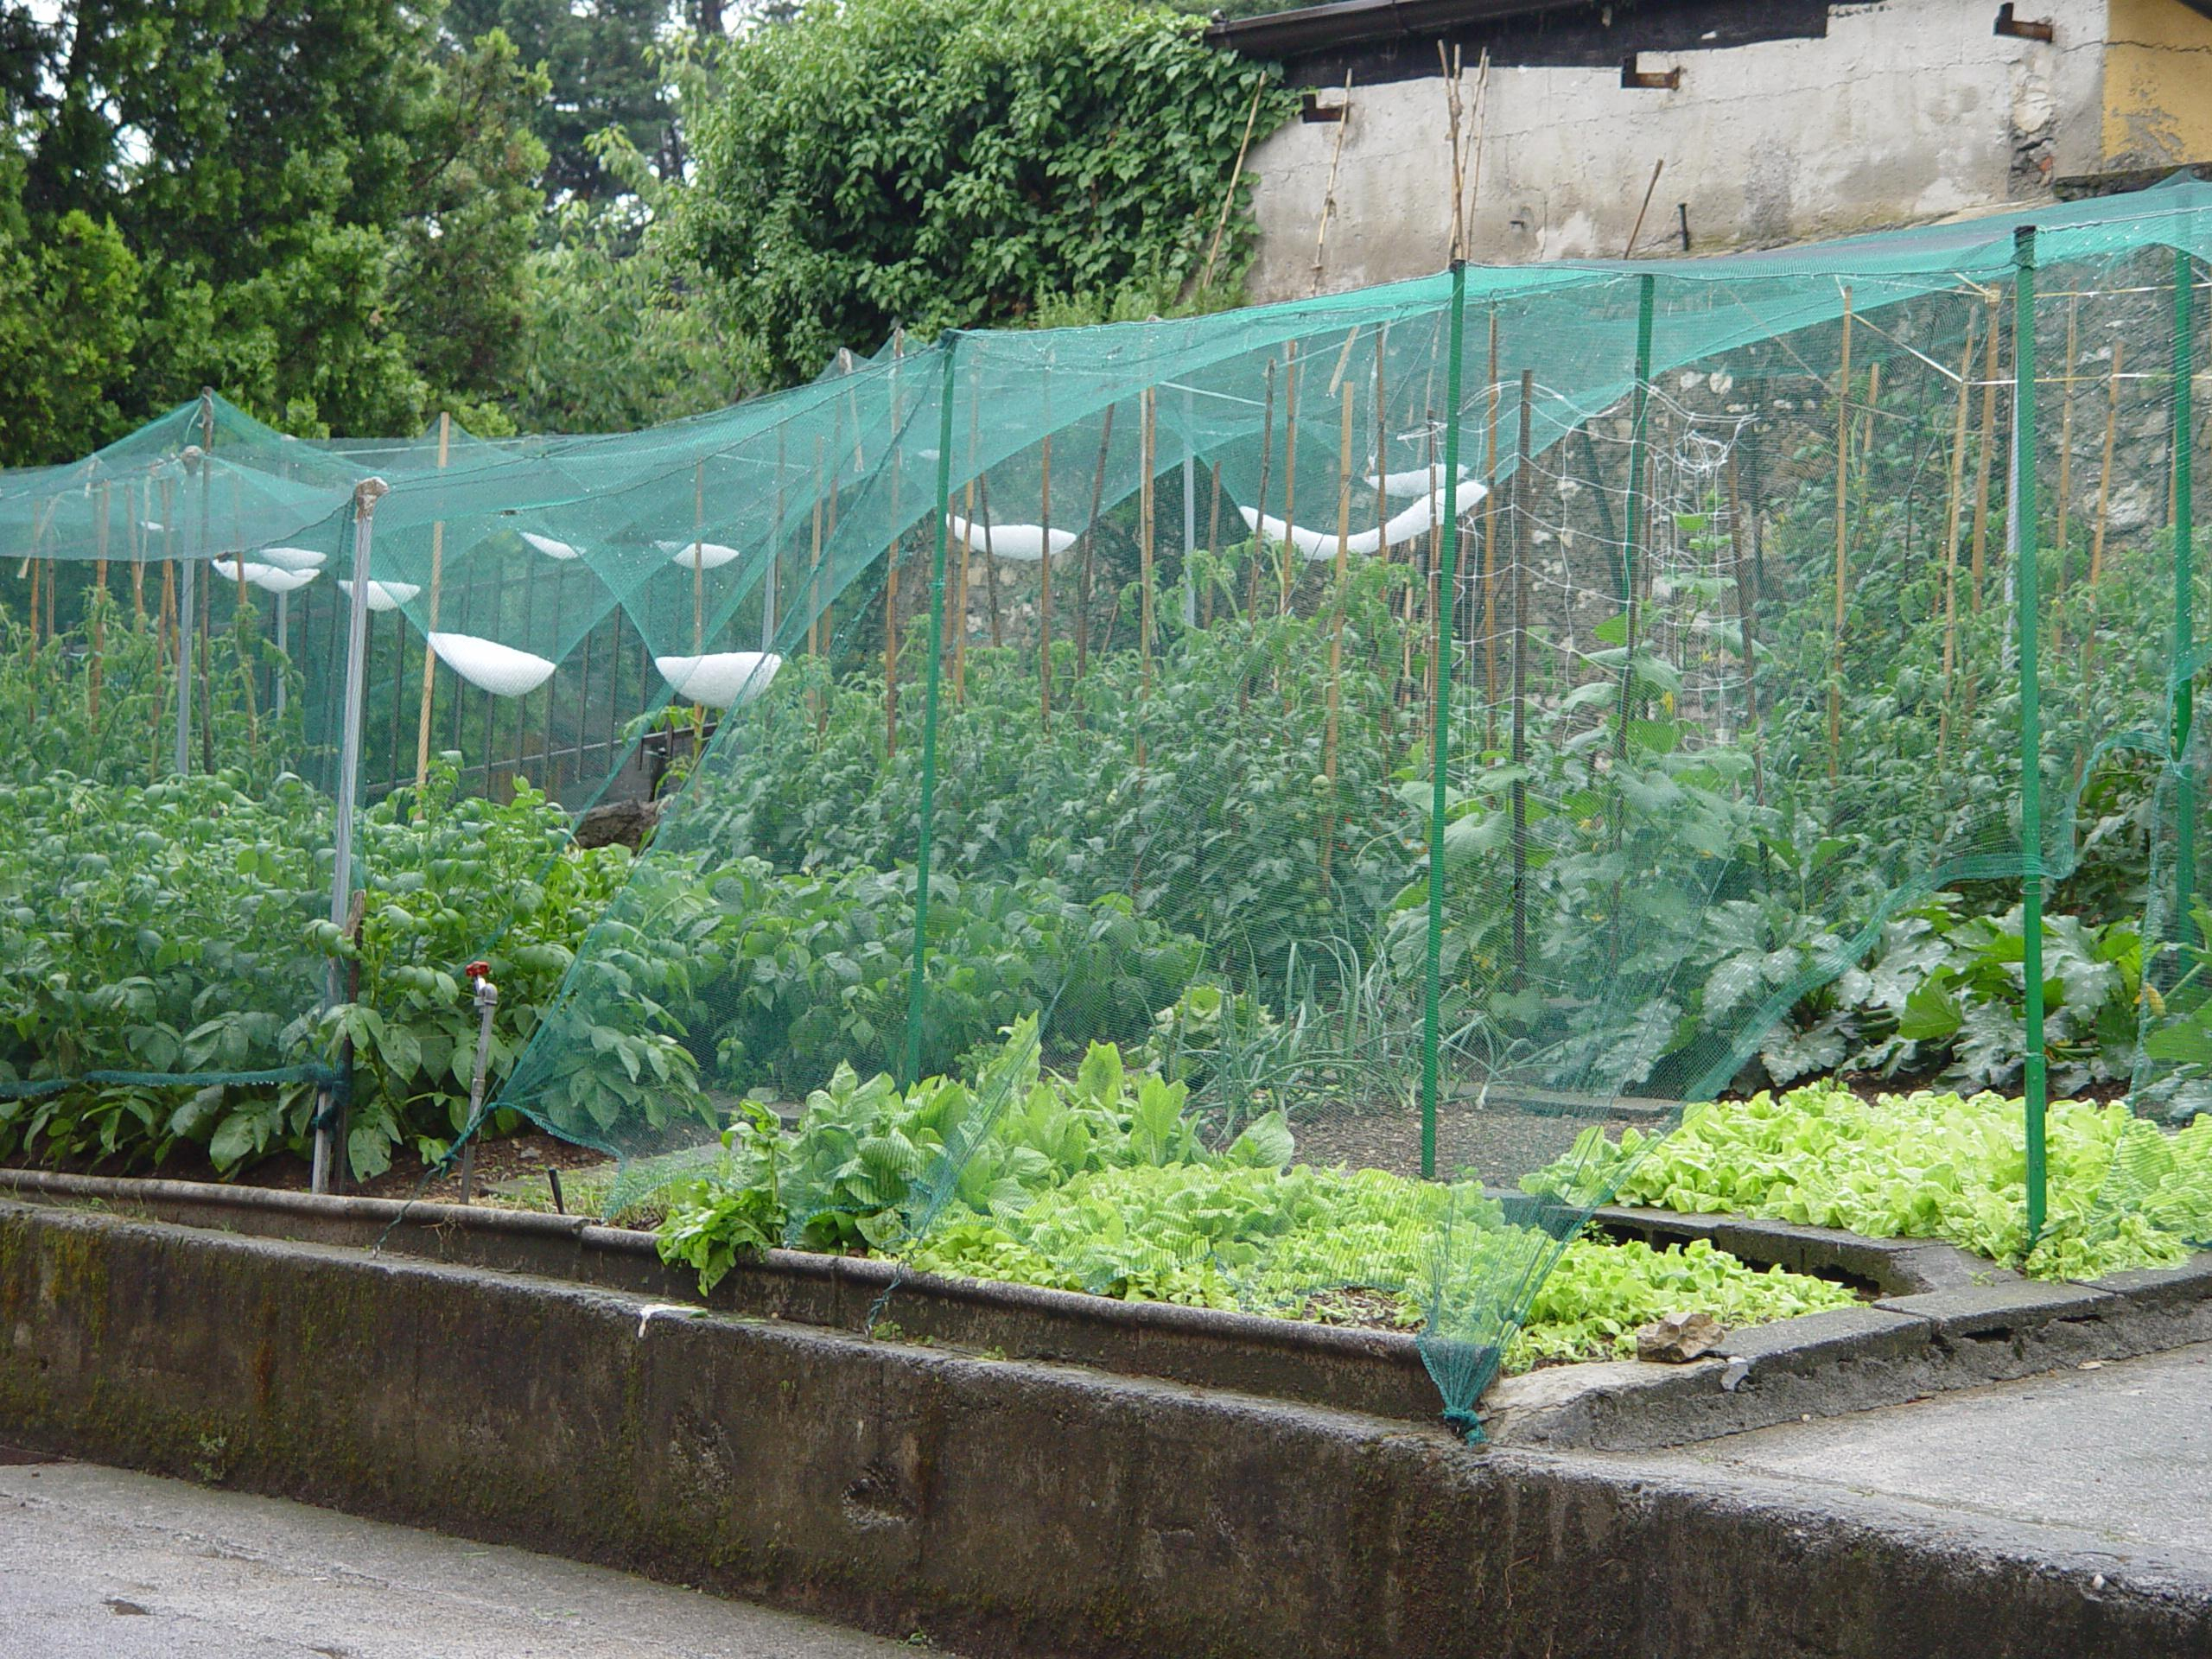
1140;388;1157;696
1249;361;1275;625
414;412;453;793
1860;360;1881;462
1310;71;1354;298
883;341;906;757
1461;50;1491;257
1035;429;1052;725
1200;79;1268;292
2056;295;2078;569
1422;416;1441;734
806;438;828;739
977;471;1003;648
1937;309;1980;771
1624;159;1664;258
1440;43;1466;262
1830;289;1853;786
1077;404;1115;683
1322;380;1355;880
1511;370;1535;982
2082;339;2125;682
1482;308;1502;728
1969;292;2001;611
1280;342;1301;611
91;481;109;721
956;391;980;702
1726;450;1764;804
129;477;144;625
1204;460;1223;629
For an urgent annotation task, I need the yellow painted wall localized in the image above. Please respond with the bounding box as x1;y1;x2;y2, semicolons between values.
2106;0;2212;164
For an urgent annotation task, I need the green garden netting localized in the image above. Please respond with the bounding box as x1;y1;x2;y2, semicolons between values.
5;175;2211;1429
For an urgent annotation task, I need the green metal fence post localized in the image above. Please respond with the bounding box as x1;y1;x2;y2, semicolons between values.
906;334;959;1085
2174;249;2197;950
2014;225;2048;1245
1421;262;1470;1181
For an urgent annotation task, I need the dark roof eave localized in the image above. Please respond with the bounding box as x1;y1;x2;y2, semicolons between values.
1208;0;1601;58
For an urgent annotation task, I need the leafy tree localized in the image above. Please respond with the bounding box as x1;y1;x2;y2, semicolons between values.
514;196;751;432
447;0;682;200
670;0;1294;385
0;0;548;461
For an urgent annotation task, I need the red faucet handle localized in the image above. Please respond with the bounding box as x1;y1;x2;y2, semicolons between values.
463;960;492;982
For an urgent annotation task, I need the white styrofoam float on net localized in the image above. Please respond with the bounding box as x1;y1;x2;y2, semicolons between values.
336;578;421;613
944;514;1078;562
1363;463;1473;497
428;632;559;698
654;652;782;709
255;546;328;573
520;531;583;561
656;539;746;571
216;556;319;594
1238;480;1489;562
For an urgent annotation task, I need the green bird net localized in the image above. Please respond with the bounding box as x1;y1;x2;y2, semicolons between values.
5;176;2211;1430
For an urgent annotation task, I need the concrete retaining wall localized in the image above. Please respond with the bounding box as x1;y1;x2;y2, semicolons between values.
4;1198;2208;1657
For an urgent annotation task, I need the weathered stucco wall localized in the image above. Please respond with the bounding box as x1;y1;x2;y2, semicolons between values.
1243;0;2112;300
2105;0;2212;165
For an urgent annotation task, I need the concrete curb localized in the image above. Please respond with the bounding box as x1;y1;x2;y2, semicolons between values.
3;1168;2207;1452
2;1198;2207;1659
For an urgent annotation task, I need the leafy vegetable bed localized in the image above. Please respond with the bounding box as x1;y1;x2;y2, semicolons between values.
657;1022;1857;1372
1536;1084;2212;1281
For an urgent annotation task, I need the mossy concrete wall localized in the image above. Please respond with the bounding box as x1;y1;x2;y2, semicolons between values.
3;1199;2206;1659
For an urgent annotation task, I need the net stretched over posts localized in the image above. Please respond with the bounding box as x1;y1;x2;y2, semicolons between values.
5;177;2211;1427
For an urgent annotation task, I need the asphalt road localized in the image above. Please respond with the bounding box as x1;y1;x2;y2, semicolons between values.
0;1457;940;1659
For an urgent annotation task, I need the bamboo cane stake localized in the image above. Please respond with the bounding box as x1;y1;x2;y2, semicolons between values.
1249;362;1274;626
1280;343;1301;612
1860;360;1881;463
884;342;906;757
1039;431;1054;727
1140;388;1157;696
1969;291;2001;611
2056;295;2078;571
977;471;1003;648
1726;450;1764;805
1937;309;1980;772
1077;404;1115;683
1624;159;1664;258
1322;380;1356;882
1423;416;1441;736
1440;43;1465;262
26;546;38;657
1830;288;1853;786
1461;49;1490;257
1204;460;1223;629
91;480;109;721
807;435;828;734
1310;71;1354;298
130;478;145;625
412;412;453;793
1200;79;1268;292
1482;309;1502;734
2081;340;2125;681
1511;369;1534;982
955;390;980;702
197;402;216;775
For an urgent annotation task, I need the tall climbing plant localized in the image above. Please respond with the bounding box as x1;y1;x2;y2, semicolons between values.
671;0;1295;385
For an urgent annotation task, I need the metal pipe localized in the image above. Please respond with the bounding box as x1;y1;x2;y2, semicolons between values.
312;476;389;1194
